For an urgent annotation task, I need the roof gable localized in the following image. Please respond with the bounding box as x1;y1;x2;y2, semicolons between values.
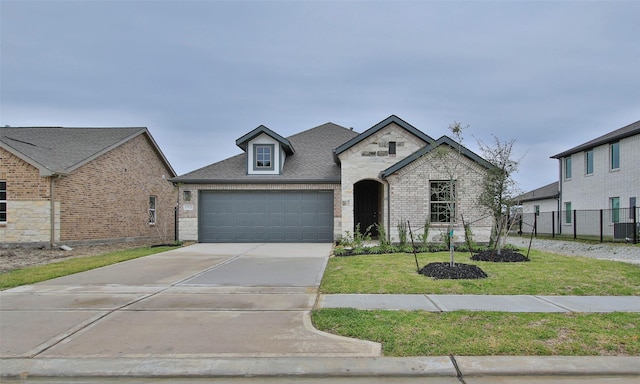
551;120;640;159
333;115;434;160
380;135;494;178
0;127;176;177
236;125;294;155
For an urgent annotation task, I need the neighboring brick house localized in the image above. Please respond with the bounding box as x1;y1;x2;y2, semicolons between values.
0;127;177;247
171;115;495;243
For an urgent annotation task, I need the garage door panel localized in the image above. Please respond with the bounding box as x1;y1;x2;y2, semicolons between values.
199;190;333;243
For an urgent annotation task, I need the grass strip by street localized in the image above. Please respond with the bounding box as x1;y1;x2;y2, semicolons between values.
311;309;640;356
321;250;640;296
0;246;175;290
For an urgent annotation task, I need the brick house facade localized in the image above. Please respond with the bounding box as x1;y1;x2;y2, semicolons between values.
172;115;494;243
1;127;176;247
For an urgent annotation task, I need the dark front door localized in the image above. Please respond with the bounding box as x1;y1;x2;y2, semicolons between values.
354;180;380;237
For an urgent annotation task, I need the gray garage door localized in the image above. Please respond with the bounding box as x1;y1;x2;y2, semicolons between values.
199;190;334;243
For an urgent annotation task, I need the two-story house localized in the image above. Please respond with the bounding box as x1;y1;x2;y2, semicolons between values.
551;120;639;228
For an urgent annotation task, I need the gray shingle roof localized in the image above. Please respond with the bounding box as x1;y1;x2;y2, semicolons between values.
516;181;560;203
551;120;640;159
171;122;359;183
380;135;495;178
0;127;175;176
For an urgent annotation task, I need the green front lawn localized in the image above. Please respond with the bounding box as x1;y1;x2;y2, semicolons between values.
314;249;640;356
312;309;640;356
321;250;640;296
0;246;175;290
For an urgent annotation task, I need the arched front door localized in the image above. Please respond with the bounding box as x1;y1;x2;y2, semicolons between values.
354;180;382;238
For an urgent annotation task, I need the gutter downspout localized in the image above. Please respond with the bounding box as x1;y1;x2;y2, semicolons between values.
382;177;391;243
557;160;563;235
50;175;56;248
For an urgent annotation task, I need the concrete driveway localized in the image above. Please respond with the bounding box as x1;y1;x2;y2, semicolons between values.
0;243;380;358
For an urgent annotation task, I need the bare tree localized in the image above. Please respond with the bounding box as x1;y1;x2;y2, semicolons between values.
476;135;521;255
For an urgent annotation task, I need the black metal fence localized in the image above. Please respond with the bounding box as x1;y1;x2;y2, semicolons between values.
515;206;639;244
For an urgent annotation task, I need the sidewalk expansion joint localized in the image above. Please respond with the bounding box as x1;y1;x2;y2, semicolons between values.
449;354;467;384
172;243;265;285
534;295;574;312
423;294;445;312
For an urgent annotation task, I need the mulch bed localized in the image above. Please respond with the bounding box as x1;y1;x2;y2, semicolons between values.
419;262;488;279
471;249;530;262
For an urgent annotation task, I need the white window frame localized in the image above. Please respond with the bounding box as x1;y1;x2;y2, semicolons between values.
610;197;620;224
610;142;620;170
585;149;594;175
564;156;572;180
0;180;6;224
564;202;572;224
149;195;157;225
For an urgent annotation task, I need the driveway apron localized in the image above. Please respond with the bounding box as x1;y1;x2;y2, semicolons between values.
0;243;381;358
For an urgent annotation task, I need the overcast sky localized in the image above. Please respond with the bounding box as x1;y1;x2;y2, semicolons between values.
2;1;639;192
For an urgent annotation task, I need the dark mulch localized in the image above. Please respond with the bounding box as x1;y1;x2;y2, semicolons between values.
419;262;488;280
471;249;530;262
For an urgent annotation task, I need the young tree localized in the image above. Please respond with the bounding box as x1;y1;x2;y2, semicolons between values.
477;135;521;254
430;122;468;267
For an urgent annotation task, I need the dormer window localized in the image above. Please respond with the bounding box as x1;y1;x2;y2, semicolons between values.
254;144;274;170
236;125;295;175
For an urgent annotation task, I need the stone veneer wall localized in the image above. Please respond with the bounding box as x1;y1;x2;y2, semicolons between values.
338;122;428;239
0;148;59;246
176;183;342;242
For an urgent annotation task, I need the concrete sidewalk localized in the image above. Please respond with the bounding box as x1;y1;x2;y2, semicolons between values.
1;243;640;381
317;294;640;312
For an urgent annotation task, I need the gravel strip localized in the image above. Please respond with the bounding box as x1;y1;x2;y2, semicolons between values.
506;236;640;265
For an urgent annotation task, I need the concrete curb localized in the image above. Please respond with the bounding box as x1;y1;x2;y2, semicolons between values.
0;357;456;378
454;356;640;376
2;356;639;378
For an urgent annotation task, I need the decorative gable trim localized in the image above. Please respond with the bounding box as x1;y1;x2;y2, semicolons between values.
380;135;495;178
333;115;434;162
236;125;294;155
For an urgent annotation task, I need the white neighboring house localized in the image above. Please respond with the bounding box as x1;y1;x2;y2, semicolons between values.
515;181;560;236
551;120;639;231
517;181;560;215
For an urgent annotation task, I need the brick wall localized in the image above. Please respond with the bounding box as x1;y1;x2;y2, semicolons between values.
176;183;341;241
54;134;176;244
0;148;50;200
386;146;493;243
0;148;57;245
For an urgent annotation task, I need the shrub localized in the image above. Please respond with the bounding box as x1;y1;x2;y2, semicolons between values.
397;220;408;247
376;222;390;247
